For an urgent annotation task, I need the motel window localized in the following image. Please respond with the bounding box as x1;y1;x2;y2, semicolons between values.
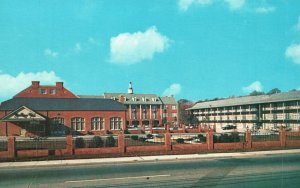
71;117;85;131
91;117;104;130
110;117;122;130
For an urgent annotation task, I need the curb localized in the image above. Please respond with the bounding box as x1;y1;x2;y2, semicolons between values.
1;149;300;169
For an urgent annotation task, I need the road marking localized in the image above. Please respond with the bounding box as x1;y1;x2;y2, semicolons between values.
65;174;171;183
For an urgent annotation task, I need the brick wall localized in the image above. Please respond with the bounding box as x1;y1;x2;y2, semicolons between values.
1;129;300;159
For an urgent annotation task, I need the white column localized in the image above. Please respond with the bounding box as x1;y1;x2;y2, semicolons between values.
140;104;142;120
129;104;132;120
160;105;163;119
150;105;152;120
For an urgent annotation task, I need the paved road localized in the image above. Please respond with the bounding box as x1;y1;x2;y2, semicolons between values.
1;153;300;188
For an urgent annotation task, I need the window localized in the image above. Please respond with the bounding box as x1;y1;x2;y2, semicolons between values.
91;117;104;130
131;109;137;120
172;105;177;110
50;89;56;95
172;113;177;118
152;111;157;119
163;113;168;118
39;89;46;94
142;109;147;119
51;117;65;135
52;117;64;125
71;117;85;131
110;117;122;130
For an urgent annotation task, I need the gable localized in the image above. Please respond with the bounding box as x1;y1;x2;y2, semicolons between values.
0;106;46;122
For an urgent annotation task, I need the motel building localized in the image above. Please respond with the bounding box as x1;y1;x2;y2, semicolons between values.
0;81;178;137
188;91;300;133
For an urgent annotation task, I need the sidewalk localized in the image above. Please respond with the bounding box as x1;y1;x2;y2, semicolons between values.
1;149;300;169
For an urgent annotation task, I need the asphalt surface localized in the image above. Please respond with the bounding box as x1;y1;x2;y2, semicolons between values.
1;152;300;188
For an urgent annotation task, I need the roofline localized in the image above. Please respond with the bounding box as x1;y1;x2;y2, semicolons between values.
189;92;300;110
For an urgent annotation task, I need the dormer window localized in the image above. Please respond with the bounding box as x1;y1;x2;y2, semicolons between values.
39;89;46;94
50;89;56;95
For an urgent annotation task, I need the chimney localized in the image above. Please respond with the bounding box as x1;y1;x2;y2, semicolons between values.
31;81;40;88
56;82;63;89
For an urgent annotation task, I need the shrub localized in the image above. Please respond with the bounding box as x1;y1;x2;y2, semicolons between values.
138;137;147;142
215;133;241;143
219;134;230;143
75;137;85;148
131;135;139;140
176;138;185;144
213;135;218;143
198;134;206;142
146;134;153;139
91;136;104;148
105;136;116;147
230;133;240;142
124;129;130;134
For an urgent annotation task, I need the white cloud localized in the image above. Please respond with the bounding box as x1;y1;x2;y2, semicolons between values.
255;6;276;14
285;44;300;64
224;0;245;10
0;71;63;100
109;26;170;64
163;83;182;96
44;48;58;58
242;81;263;93
178;0;213;11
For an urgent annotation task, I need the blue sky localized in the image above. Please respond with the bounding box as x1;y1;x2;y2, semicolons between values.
1;0;300;102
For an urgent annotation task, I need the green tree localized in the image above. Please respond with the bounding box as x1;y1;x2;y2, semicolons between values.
249;90;265;96
267;88;281;95
178;99;194;125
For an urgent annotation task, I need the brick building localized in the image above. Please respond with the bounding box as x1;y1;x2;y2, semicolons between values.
0;81;126;136
188;91;300;132
80;82;178;129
